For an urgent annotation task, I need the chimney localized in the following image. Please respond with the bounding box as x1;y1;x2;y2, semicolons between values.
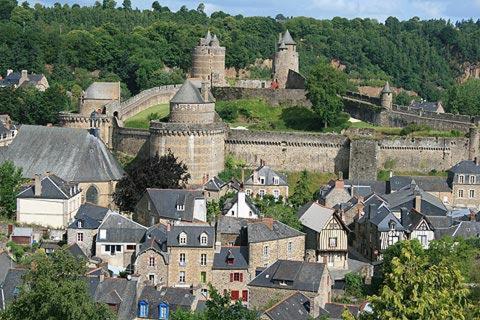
262;217;274;230
414;195;422;212
34;174;42;197
20;70;28;84
201;81;209;101
475;157;479;166
6;69;13;76
214;241;221;254
334;178;344;189
469;210;476;222
166;223;171;232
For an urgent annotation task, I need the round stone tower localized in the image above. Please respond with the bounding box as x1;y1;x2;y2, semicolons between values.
149;80;226;184
273;30;299;89
469;126;480;160
380;82;393;109
191;31;226;86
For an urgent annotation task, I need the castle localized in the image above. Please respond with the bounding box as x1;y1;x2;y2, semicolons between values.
59;30;480;185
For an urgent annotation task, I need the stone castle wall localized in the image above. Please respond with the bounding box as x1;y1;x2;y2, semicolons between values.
112;126;150;156
192;45;226;86
58;113;114;148
212;87;311;107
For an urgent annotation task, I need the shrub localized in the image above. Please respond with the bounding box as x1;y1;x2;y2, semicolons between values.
217;103;238;122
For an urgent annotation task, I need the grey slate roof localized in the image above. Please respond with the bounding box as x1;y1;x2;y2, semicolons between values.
17;174;80;200
0;125;124;182
69;203;110;230
138;224;168;255
298;201;336;232
451;221;480;238
216;216;247;235
0;253;16;284
144;189;204;222
279;30;296;45
358;205;404;232
170;80;214;104
167;224;215;247
94;278;137;320
0;72;45;87
84;82;120;100
319;303;360;320
381;82;392;94
245;165;288;186
0;268;27;307
213;246;249;270
67;243;88;260
248;220;304;243
449;160;480;174
264;292;311;320
401;210;433;232
204;176;225;192
248;260;327;292
139;286;196;317
389;176;451;193
344;180;387;197
410;101;442;113
97;213;147;243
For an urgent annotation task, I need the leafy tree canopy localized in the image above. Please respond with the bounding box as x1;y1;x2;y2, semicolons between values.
0;161;24;219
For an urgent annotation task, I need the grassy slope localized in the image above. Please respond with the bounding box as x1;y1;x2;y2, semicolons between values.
124;104;170;129
349;120;464;138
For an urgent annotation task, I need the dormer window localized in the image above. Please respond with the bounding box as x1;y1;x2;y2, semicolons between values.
176;204;185;211
138;300;148;318
158;302;169;320
77;220;82;228
179;232;187;245
389;221;396;230
459;174;465;184
200;232;208;245
273;176;279;185
279;280;287;286
259;176;266;185
227;257;234;265
470;175;476;184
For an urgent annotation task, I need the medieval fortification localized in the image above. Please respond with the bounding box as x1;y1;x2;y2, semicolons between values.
59;30;480;183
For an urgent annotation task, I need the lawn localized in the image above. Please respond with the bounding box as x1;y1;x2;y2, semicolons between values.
348;120;464;138
124;104;170;129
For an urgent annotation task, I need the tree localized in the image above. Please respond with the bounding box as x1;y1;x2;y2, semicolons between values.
121;0;131;10
0;161;24;219
102;0;116;10
0;0;16;20
365;241;472;320
306;60;348;128
196;3;205;14
289;170;312;208
1;249;115;320
204;285;257;320
206;200;221;223
113;152;190;212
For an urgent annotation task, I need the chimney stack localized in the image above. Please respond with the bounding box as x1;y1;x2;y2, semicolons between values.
34;174;42;197
262;217;274;230
6;69;13;76
414;195;422;212
214;241;221;254
20;70;28;84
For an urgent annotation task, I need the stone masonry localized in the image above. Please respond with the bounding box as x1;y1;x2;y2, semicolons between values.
191;31;226;86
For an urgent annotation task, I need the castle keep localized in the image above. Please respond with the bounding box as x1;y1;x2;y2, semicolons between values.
191;31;226;86
149;80;226;184
273;30;299;88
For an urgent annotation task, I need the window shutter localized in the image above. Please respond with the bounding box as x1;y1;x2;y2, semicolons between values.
239;273;243;282
230;273;233;282
242;290;248;302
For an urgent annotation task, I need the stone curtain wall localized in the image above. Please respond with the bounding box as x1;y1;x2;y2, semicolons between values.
225;129;350;174
212;87;311;107
112;126;150;156
349;139;379;180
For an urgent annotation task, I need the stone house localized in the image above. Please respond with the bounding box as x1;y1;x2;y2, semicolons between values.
448;160;480;209
333;196;364;228
0;69;49;91
211;246;250;304
93;277;137;320
222;191;260;219
133;225;169;287
16;173;82;229
215;216;248;246
166;223;215;294
0;125;124;208
95;212;147;273
298;202;349;269
248;260;332;317
401;208;435;249
203;176;240;200
244;165;289;200
247;218;305;275
410;101;445;114
135;286;199;319
135;189;207;226
67;203;111;257
79;82;121;115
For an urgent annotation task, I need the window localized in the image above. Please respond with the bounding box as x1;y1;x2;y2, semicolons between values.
176;204;185;211
77;232;84;242
273;176;279;185
470;189;475;198
273;189;280;199
328;254;334;264
200;271;207;283
388;235;399;246
147;201;151;211
259;190;265;198
459;189;464;198
263;245;269;259
85;185;99;204
470;175;476;184
459;175;465;184
418;235;428;247
201;288;208;298
230;290;239;301
99;229;106;240
77;220;82;228
148;274;155;284
287;241;293;255
149;256;155;267
179;253;186;266
246;189;252;196
179;271;186;283
179;232;187;245
158;303;169;320
259;177;265;185
138;300;148;318
329;237;338;248
200;233;208;246
242;290;248;302
126;245;136;251
200;253;207;266
230;272;243;282
104;245;121;255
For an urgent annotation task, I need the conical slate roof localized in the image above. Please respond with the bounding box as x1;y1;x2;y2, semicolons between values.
279;30;296;45
170;80;212;104
381;81;392;94
278;42;287;50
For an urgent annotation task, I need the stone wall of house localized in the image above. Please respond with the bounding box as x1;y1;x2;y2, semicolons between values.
244;185;289;200
211;268;251;297
167;247;214;288
212;87;311;107
67;228;97;257
248;235;305;275
134;249;168;287
225;129;350;174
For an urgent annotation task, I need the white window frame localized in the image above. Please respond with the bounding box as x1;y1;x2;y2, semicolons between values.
245;189;252;196
179;232;187;245
263;245;269;259
469;189;475;198
470;175;476;184
273;176;280;185
459;174;465;184
259;189;265;198
149;256;155;267
458;189;464;198
179;253;186;266
200;233;208;246
200;253;207;266
259;176;266;185
329;237;337;248
179;271;186;283
273;189;280;200
77;232;84;242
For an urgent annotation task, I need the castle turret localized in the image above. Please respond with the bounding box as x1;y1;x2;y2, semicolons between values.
149;80;225;184
469;126;480;161
191;31;226;86
381;82;393;109
273;30;299;89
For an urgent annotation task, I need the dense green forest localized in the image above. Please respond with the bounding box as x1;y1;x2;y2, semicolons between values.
2;1;480;106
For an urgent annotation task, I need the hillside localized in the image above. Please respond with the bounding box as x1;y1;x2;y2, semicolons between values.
2;2;480;101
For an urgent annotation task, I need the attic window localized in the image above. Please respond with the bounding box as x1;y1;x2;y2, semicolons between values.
459;175;465;184
138;300;148;318
176;204;185;211
77;220;83;228
200;232;208;245
179;232;187;245
227;257;234;265
273;176;279;185
279;280;287;286
259;177;266;185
